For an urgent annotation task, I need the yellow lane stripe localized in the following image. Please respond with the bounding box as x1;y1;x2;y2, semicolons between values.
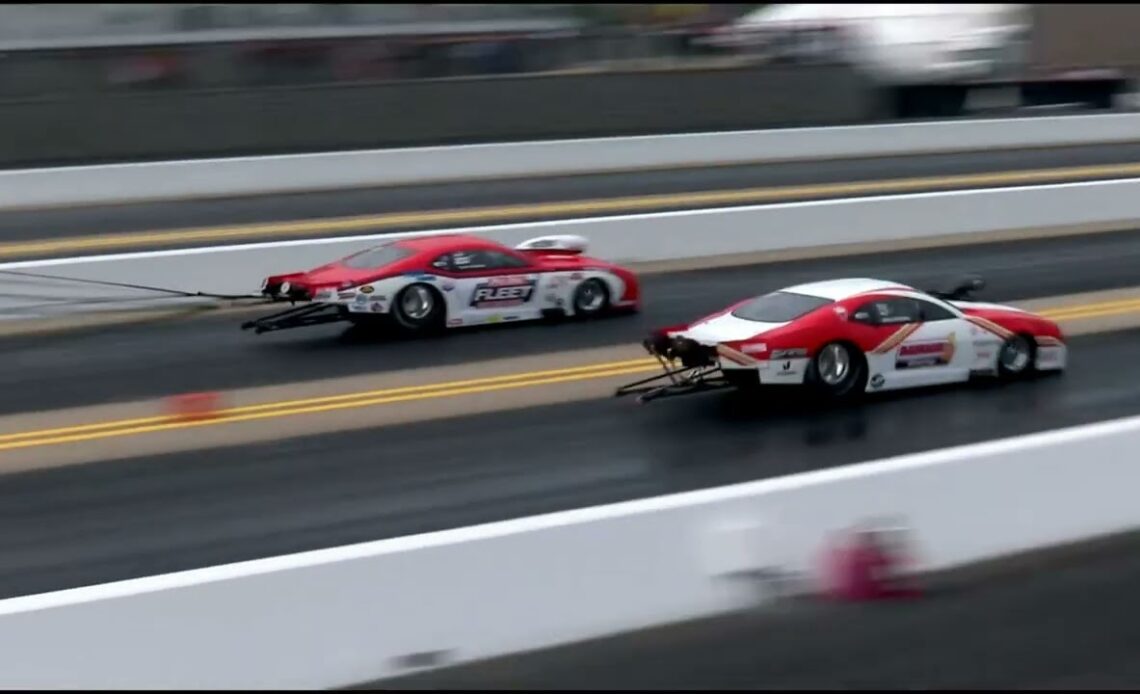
2;294;1139;452
5;161;1140;259
0;363;661;452
0;357;658;444
1038;297;1140;319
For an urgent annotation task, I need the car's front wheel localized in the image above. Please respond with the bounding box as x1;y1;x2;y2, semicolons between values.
808;342;867;399
572;278;610;319
997;334;1036;380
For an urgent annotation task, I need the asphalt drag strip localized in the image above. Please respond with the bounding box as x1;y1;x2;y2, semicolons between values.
0;329;1138;600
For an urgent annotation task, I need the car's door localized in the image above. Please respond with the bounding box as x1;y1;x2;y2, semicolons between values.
439;248;544;326
851;295;973;391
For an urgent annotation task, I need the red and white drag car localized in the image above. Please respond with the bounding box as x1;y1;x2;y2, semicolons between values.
617;277;1066;403
242;233;640;335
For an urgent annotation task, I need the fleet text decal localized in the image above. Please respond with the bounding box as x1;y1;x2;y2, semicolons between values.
896;334;956;369
470;276;536;308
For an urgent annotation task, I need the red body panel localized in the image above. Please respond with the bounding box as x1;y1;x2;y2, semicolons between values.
956;306;1065;342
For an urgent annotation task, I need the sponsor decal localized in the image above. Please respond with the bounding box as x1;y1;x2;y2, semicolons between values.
504;315;521;322
771;348;807;359
570;272;584;280
314;289;335;301
471;277;536;308
337;291;355;300
359;285;374;294
895;334;956;369
870;373;885;389
403;273;436;281
371;304;385;313
354;294;368;304
833;306;848;319
442;283;456;292
773;360;798;377
872;324;922;354
448;318;463;327
486;315;503;323
741;343;768;355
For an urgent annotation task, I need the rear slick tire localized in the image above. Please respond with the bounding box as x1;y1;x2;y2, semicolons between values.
391;283;445;335
808;342;867;400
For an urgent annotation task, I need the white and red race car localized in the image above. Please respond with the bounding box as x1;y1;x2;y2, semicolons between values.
616;276;1067;403
241;233;640;335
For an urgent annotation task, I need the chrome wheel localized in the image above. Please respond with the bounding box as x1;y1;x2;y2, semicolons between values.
400;285;434;321
817;343;851;386
998;335;1033;377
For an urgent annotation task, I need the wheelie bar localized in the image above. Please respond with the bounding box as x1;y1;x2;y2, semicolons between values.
240;303;346;334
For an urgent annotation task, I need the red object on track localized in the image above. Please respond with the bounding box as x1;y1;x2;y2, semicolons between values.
166;392;223;422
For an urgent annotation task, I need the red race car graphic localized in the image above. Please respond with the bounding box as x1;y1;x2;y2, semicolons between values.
241;233;640;335
616;276;1066;404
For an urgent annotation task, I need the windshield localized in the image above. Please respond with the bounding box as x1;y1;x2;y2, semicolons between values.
730;291;833;323
341;243;415;270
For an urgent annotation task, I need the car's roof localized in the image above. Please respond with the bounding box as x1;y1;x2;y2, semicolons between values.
394;234;505;254
780;278;916;301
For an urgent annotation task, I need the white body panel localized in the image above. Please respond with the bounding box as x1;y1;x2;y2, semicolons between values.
863;317;978;392
681;313;788;344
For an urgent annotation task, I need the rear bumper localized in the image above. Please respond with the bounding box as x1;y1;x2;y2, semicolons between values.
647;333;810;385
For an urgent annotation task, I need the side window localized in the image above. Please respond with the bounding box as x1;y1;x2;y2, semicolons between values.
916;299;957;322
851;298;921;325
450;249;530;272
480;250;531;269
450;250;487;272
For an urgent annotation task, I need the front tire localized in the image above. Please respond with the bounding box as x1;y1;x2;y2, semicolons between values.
997;334;1036;380
391;283;444;334
571;278;610;319
808;342;867;400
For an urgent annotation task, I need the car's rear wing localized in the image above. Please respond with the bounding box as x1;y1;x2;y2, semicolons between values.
925;275;986;302
514;234;588;255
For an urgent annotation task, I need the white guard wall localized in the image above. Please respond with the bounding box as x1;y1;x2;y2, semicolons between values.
2;113;1140;210
3;178;1140;319
0;414;1137;689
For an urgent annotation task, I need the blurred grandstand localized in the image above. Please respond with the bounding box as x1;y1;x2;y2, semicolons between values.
0;4;758;95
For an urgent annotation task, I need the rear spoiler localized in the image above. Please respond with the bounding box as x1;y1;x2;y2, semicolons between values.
514;234;588;255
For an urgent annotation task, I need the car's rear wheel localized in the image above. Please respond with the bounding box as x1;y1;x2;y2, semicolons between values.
808;342;867;399
997;333;1036;380
392;283;444;333
572;278;610;318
